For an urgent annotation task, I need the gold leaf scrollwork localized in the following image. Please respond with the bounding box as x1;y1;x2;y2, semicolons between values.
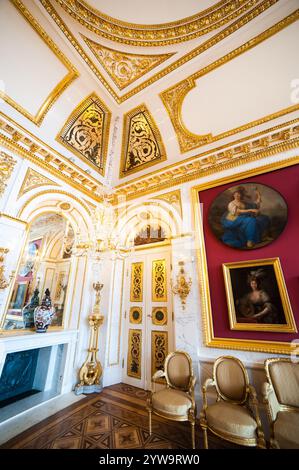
127;329;142;379
130;262;143;302
0;151;16;197
152;259;167;302
151;331;168;378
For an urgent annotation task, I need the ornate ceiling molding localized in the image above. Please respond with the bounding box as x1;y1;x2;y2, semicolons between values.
57;0;259;47
17;168;58;198
120;104;167;178
40;0;277;104
113;120;299;201
0;111;103;201
56;93;111;176
0;0;78;126
153;190;182;217
0;151;17;197
160;10;299;153
82;36;174;90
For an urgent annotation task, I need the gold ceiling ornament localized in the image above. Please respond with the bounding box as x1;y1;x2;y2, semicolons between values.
0;111;103;199
120;104;166;178
160;10;299;153
40;0;277;104
112;121;299;202
57;0;259;47
1;0;78;126
17;168;58;198
75;282;104;394
153;189;182;217
0;151;17;196
56;93;111;176
82;36;174;90
171;261;192;310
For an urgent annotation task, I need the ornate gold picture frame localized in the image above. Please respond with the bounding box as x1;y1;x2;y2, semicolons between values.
223;258;297;333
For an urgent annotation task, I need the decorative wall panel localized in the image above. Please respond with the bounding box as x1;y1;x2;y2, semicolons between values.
127;329;142;379
57;93;111;175
152;307;167;326
120;105;166;177
82;37;174;90
152;259;167;302
129;307;142;324
151;331;168;378
18;168;57;198
130;262;143;302
0;151;16;196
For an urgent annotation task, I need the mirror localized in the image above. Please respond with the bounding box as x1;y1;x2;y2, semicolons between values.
3;212;74;330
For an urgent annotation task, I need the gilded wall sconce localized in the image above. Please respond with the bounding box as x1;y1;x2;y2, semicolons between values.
171;261;192;310
0;248;11;290
75;282;104;395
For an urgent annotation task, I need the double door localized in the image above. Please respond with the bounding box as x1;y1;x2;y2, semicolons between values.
122;247;173;390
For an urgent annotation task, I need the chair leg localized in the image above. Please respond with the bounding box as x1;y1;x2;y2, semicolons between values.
149;410;152;435
202;426;208;449
191;422;195;449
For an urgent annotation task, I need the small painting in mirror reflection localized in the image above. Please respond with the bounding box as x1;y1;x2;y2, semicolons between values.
208;183;288;250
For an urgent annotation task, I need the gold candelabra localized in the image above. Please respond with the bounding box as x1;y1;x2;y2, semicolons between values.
171;261;192;310
75;282;104;394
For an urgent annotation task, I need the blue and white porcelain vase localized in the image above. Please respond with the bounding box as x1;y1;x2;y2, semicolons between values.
34;288;55;333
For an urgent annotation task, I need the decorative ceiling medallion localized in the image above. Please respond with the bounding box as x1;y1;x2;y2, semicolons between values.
0;151;16;196
120;105;166;178
57;0;258;47
18;168;58;198
0;0;78;126
56;93;111;175
82;36;174;90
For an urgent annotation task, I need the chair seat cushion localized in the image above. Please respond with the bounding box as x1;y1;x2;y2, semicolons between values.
274;411;299;449
152;388;192;417
205;402;257;439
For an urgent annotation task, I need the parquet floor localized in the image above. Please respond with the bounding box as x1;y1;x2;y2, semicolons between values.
1;383;242;449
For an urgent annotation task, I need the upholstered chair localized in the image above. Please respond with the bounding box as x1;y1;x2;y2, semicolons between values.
263;358;299;449
147;350;196;449
200;356;265;449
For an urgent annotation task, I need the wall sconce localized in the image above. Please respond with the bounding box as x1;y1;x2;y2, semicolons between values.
171;261;192;310
0;248;11;290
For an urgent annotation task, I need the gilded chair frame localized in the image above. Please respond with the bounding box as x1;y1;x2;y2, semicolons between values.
263;357;299;449
200;355;265;449
147;350;196;449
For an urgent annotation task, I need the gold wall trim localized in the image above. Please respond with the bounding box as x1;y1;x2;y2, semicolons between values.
160;10;299;153
127;329;142;379
18;168;58;198
120;104;167;178
82;36;174;90
58;0;260;47
40;0;277;104
0;212;27;226
0;112;104;201
0;0;78;126
0;151;17;197
191;156;299;355
56;92;111;176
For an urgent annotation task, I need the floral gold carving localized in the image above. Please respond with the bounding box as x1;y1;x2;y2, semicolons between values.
171;261;192;310
57;93;111;175
154;190;182;217
18;168;58;198
152;259;167;302
151;331;168;378
0;151;16;196
130;262;143;302
127;329;142;379
82;37;174;90
120;105;166;177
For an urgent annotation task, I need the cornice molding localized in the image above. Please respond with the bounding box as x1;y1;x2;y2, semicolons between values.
40;0;277;104
160;10;299;153
57;0;259;47
0;0;78;126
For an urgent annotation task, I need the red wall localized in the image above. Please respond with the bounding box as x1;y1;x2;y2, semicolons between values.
198;163;299;341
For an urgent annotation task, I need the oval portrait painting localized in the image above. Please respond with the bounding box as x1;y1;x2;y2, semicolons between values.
208;183;288;250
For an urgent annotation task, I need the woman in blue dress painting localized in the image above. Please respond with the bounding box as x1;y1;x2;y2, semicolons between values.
221;186;270;249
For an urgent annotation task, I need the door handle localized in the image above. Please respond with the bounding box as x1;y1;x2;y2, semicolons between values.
147;314;152;318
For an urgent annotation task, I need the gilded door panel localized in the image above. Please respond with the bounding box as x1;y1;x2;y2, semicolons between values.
152;307;167;325
129;306;142;324
152;259;167;302
151;330;168;378
127;329;142;379
130;262;143;302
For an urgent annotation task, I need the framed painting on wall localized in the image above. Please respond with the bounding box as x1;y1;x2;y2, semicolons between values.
191;157;299;355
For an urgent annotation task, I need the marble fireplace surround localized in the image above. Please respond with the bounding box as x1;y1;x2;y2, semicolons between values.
0;329;78;425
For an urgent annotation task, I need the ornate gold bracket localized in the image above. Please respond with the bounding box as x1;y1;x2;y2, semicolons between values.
75;282;104;394
0;248;14;290
171;261;192;310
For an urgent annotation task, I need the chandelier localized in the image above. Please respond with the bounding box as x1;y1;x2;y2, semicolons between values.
73;199;134;260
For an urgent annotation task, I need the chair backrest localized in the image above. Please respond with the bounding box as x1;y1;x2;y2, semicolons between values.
164;350;193;391
265;358;299;408
213;356;249;404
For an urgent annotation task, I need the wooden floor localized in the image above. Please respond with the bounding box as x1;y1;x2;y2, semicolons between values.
1;383;242;449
